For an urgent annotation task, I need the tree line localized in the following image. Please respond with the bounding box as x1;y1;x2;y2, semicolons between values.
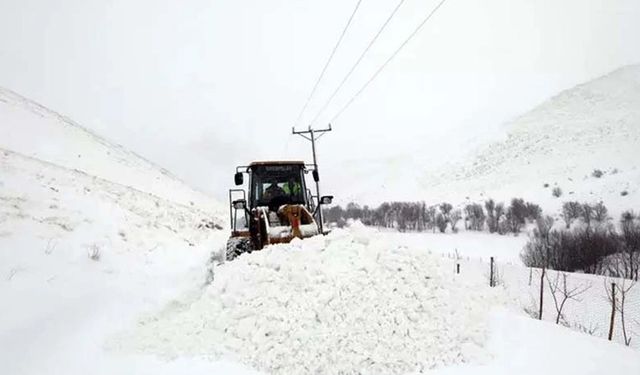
325;199;638;280
522;210;640;280
324;198;542;235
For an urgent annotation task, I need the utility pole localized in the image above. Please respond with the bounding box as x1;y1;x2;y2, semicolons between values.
292;124;332;233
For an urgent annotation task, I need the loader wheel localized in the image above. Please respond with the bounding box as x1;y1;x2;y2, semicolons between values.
226;237;252;261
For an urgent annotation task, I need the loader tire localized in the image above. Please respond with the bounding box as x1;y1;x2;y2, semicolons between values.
226;237;252;261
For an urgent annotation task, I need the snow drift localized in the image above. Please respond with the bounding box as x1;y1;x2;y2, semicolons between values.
118;224;506;375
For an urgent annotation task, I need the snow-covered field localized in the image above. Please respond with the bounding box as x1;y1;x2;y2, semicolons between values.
382;230;529;264
2;84;639;374
3;213;639;374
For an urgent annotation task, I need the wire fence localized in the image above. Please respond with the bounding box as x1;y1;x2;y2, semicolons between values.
442;253;640;349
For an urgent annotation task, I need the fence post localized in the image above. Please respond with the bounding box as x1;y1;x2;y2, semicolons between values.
608;282;616;341
490;257;495;287
456;263;460;274
538;267;545;320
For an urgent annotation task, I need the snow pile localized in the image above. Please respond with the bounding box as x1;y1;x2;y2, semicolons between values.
120;224;506;375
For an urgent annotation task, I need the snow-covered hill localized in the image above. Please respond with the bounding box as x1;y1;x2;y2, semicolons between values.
0;87;221;211
0;89;231;374
420;65;640;214
0;147;227;375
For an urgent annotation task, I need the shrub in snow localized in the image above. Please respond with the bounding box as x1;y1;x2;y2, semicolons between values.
87;244;101;261
621;190;629;196
484;199;499;233
439;202;453;216
522;221;619;274
494;203;507;235
552;187;563;198
521;216;555;267
591;169;604;178
505;207;523;235
435;213;448;233
525;202;542;221
44;239;56;255
464;203;485;231
504;198;528;234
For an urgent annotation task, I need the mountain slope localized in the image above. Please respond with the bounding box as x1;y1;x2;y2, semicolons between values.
0;87;221;212
0;147;228;375
420;64;640;214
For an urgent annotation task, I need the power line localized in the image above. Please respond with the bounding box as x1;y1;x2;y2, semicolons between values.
309;0;407;126
293;0;363;128
330;0;449;124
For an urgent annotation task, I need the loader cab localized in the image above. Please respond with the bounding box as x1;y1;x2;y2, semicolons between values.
248;162;308;211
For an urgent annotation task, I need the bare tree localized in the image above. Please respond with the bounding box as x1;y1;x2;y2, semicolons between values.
495;203;506;235
439;202;453;216
449;209;462;233
593;201;609;223
617;280;636;346
581;203;593;228
427;206;437;233
620;212;640;281
562;201;583;229
546;271;592;325
605;279;637;346
521;216;554;268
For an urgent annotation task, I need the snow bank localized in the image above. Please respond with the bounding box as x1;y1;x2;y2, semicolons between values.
119;225;506;375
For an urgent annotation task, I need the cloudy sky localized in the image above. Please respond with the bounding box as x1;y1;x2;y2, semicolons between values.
1;0;639;202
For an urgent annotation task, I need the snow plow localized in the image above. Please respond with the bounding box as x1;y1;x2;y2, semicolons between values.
226;161;333;260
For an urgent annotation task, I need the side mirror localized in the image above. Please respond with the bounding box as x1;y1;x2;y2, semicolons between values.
232;199;246;210
319;195;333;205
234;172;244;185
312;170;319;182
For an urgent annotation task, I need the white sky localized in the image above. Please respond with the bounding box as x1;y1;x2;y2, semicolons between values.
1;0;639;202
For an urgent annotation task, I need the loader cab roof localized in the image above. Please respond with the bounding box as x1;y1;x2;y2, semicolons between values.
248;161;305;168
